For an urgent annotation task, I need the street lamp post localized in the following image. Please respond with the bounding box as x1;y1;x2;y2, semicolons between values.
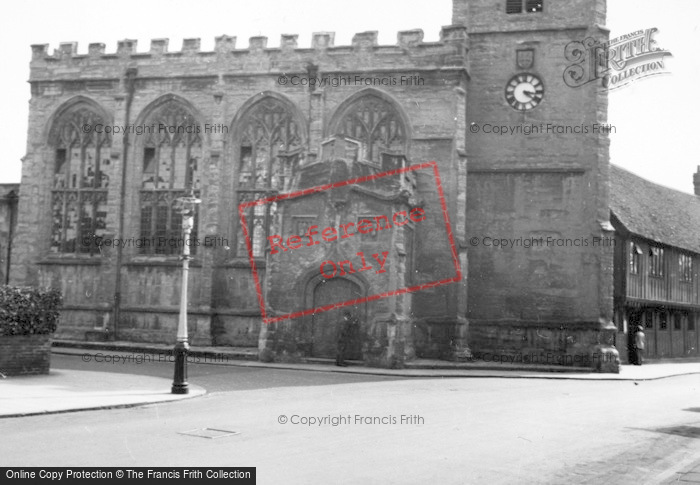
171;190;201;394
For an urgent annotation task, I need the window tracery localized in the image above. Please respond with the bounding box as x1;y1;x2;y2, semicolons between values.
139;101;201;255
336;95;405;164
50;106;111;254
235;98;303;258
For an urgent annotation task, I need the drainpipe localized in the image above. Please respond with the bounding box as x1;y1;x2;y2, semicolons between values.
113;67;138;339
4;190;17;284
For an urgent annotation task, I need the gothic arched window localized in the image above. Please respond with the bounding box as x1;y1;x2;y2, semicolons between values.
335;94;405;164
139;101;201;255
234;97;303;258
49;104;111;254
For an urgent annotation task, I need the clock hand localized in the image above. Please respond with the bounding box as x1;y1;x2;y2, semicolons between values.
522;90;536;99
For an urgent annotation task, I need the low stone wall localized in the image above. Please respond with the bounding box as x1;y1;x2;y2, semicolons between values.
468;321;621;373
0;334;52;376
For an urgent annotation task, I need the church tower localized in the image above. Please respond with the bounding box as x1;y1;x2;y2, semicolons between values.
456;0;618;370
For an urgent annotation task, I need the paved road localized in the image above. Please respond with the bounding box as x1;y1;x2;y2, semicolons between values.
3;355;699;484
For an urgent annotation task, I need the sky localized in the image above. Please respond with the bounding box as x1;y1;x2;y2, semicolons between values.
1;0;699;194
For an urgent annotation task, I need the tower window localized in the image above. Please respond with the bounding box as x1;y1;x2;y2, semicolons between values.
507;0;543;14
526;0;543;12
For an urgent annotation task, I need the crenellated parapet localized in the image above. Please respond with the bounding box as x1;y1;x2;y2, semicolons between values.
29;27;467;81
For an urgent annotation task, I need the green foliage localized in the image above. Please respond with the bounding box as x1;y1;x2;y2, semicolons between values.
0;286;63;336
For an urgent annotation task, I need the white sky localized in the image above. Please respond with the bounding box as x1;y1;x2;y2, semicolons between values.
1;0;699;194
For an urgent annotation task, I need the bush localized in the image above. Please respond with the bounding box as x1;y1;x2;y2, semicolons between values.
0;286;62;336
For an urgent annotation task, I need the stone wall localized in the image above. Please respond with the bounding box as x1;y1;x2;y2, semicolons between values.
461;0;616;370
14;0;615;370
14;26;469;359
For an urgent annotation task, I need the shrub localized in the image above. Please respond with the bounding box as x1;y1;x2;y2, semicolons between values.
0;286;63;336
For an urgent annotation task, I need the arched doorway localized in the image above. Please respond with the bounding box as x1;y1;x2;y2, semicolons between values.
311;278;365;359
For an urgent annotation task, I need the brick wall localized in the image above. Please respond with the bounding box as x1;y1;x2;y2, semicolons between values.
0;334;52;376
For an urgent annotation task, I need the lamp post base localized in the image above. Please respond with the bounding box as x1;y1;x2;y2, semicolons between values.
171;340;190;394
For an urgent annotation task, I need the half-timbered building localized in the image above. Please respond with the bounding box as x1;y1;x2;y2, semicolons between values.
611;164;700;362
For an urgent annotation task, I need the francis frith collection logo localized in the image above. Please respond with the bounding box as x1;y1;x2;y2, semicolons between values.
564;27;672;91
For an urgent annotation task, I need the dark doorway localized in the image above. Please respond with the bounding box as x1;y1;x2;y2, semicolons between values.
311;278;364;359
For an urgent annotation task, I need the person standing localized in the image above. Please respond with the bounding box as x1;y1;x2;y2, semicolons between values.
628;321;638;365
633;325;646;366
336;311;357;367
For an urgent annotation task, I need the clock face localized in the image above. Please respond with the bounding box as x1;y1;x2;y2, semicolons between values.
505;73;544;111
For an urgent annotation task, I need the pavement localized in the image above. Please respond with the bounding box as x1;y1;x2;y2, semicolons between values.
52;338;700;379
662;457;700;485
0;368;205;418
